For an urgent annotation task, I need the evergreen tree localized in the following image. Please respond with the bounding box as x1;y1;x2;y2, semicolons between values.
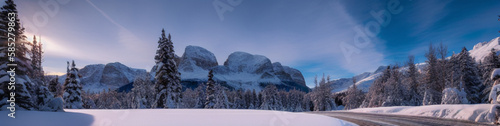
288;89;305;112
312;75;335;111
213;84;229;109
81;90;96;109
260;84;281;110
344;78;364;110
131;73;155;108
0;0;35;111
233;89;245;109
194;83;206;108
361;66;390;108
205;70;216;109
404;55;422;106
153;29;182;108
48;76;61;97
455;47;483;103
30;35;44;82
63;61;83;109
252;89;260;109
423;44;442;105
481;49;500;103
382;66;408;106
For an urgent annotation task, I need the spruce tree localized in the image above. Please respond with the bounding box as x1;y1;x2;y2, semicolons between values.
0;0;35;111
344;78;364;110
455;47;483;103
205;70;216;109
260;84;280;110
480;49;500;103
30;35;44;82
154;29;182;108
404;55;422;106
48;76;59;96
63;61;83;109
382;66;407;107
362;66;390;107
312;75;335;111
423;44;442;105
194;83;206;108
131;73;154;108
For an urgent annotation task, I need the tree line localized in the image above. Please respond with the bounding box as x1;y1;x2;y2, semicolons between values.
343;43;500;109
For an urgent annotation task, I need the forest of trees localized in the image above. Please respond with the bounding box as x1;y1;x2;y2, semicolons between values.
344;43;500;110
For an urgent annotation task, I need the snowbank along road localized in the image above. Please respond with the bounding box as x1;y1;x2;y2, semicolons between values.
309;111;495;126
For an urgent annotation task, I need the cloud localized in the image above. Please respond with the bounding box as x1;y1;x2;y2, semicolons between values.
86;0;142;50
407;0;452;36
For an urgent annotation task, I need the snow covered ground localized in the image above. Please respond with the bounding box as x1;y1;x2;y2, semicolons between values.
1;109;355;126
349;104;499;123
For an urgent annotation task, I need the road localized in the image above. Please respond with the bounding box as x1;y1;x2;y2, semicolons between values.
309;111;496;126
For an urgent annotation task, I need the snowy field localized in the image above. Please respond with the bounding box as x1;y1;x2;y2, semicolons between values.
1;109;354;126
349;104;498;123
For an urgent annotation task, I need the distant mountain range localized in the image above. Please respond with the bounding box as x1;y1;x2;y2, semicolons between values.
59;37;500;94
59;45;309;93
329;36;500;93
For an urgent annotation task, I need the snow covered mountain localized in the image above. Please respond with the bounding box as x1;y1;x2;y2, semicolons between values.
58;62;147;93
470;37;500;62
152;45;309;92
330;36;500;94
62;45;307;93
330;63;427;93
329;66;386;93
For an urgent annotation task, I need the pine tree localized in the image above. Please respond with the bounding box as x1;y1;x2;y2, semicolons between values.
404;55;422;106
213;84;229;109
154;29;182;108
131;73;155;108
0;0;35;111
382;66;408;106
205;70;216;109
344;78;364;110
63;61;83;109
481;49;500;103
455;47;483;103
30;35;44;82
48;76;60;96
194;83;206;108
362;66;390;108
260;84;281;110
423;44;442;105
288;89;305;112
312;75;335;111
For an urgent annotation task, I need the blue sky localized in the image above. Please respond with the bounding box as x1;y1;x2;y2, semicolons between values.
14;0;500;88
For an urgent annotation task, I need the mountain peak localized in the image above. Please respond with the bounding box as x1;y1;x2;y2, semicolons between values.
469;37;500;62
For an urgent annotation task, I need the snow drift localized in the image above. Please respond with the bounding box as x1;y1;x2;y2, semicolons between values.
349;104;500;123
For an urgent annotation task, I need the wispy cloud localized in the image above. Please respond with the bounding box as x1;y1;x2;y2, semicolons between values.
85;0;142;50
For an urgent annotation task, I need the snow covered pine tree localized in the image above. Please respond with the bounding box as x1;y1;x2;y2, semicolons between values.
205;70;216;109
0;0;36;111
154;29;182;108
63;61;83;109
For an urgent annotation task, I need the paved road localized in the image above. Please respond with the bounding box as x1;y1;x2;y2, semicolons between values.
309;111;496;126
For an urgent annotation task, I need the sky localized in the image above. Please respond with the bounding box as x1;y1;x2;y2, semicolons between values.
13;0;500;88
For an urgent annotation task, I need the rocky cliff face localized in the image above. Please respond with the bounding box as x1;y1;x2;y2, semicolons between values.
59;62;147;93
153;45;309;92
61;45;308;92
